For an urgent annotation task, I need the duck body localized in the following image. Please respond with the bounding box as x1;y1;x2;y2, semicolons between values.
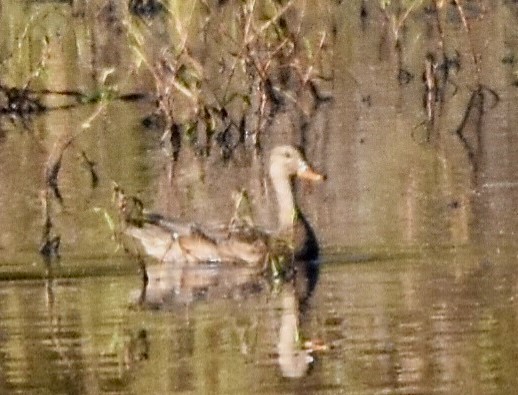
120;145;323;268
124;216;269;266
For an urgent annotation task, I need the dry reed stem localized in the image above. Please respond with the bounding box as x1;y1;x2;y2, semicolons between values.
453;0;481;83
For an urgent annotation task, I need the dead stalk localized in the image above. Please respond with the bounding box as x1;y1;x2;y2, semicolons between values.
453;0;480;83
249;0;295;44
424;54;437;129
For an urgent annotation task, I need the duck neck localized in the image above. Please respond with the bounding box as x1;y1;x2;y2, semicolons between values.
271;172;297;233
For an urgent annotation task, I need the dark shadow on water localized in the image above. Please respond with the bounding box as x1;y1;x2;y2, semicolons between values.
292;259;320;311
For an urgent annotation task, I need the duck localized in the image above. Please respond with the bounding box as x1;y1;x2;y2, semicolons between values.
117;145;324;268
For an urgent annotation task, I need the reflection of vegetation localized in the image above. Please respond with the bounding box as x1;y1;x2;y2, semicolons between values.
39;189;61;264
106;327;150;377
0;32;50;117
377;0;499;182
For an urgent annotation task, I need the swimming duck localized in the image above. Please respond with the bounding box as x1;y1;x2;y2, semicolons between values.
118;145;324;267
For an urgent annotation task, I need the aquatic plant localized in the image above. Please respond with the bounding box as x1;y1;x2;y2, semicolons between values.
125;0;331;158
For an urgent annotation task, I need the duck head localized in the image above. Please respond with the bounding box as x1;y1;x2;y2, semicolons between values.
269;145;324;233
269;145;324;183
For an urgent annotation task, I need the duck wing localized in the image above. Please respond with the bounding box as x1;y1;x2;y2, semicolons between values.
126;213;269;266
143;212;198;237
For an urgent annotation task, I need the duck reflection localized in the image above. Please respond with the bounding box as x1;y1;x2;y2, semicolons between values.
277;258;321;378
130;254;321;379
278;283;313;378
131;259;268;308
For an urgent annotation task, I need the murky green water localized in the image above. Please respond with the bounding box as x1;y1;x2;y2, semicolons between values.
1;0;518;393
1;249;517;394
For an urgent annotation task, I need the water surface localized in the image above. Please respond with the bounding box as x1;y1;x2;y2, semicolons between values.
1;248;517;394
0;0;517;393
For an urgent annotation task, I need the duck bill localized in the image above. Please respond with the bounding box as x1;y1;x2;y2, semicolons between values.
297;165;324;182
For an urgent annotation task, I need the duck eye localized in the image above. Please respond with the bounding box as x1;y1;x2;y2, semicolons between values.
284;152;291;158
